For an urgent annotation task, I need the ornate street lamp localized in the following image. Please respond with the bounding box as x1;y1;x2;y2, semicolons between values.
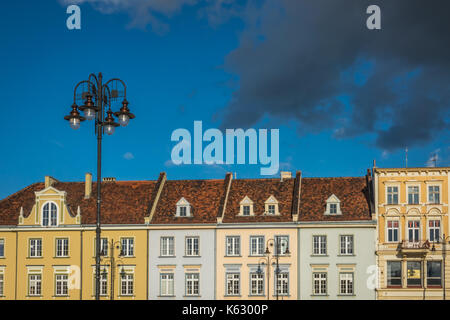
100;239;126;300
431;233;450;300
257;237;290;300
64;73;135;300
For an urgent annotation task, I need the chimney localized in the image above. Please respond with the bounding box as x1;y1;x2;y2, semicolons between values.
44;176;58;188
85;173;92;199
280;171;292;181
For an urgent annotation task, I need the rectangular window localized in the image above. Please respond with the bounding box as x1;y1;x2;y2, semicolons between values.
250;273;264;296
268;205;276;215
185;273;199;296
160;237;175;256
330;203;337;214
387;261;402;287
226;273;240;295
179;206;187;217
226;236;240;256
387;186;399;205
339;273;354;295
387;220;399;242
56;238;69;257
275;236;289;255
94;237;108;256
313;236;327;255
429;220;440;242
121;238;134;257
243;205;250;216
120;273;134;296
100;271;108;296
427;261;442;287
185;237;199;256
250;236;265;256
429;186;440;204
407;261;422;287
160;273;174;296
313;272;327;295
0;239;4;257
276;272;289;296
408;186;419;204
0;274;3;296
28;274;42;296
29;239;42;257
408;221;420;242
55;274;68;296
340;235;354;255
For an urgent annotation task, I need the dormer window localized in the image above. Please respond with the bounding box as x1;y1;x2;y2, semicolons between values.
265;195;279;215
176;197;191;217
325;194;342;215
239;196;254;216
42;202;58;226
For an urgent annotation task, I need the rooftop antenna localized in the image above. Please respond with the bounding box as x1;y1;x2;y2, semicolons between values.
432;153;438;167
405;147;408;168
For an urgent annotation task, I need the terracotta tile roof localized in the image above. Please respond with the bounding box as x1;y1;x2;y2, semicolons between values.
0;181;156;225
0;182;45;225
222;178;295;223
299;177;371;221
150;179;225;224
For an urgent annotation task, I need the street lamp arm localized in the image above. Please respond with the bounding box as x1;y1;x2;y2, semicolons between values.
103;78;127;97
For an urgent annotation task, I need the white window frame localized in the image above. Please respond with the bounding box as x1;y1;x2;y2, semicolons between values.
226;273;240;296
250;272;264;296
120;238;134;257
275;235;289;256
55;274;69;296
386;219;400;243
226;236;241;256
176;197;191;217
429;219;441;242
28;274;42;296
386;186;399;205
160;273;174;296
239;196;254;216
29;238;42;257
264;195;279;215
160;236;175;257
312;235;327;255
185;273;200;296
407;185;420;205
339;272;354;295
275;272;289;296
312;272;327;295
339;235;354;255
249;236;265;256
42;201;58;227
120;272;134;296
407;220;421;242
0;239;4;258
428;185;441;204
185;236;200;256
55;238;69;257
324;194;342;215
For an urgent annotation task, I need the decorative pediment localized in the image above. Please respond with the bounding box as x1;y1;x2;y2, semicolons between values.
265;195;278;204
176;197;191;217
326;194;341;204
176;197;190;206
324;194;342;215
240;196;253;205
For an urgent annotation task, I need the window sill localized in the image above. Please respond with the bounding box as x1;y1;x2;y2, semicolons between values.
337;254;355;257
27;256;43;259
26;295;43;298
310;255;328;257
159;256;176;258
52;295;69;298
311;294;329;297
183;256;201;258
118;295;135;297
224;295;241;297
157;295;176;298
248;294;265;297
183;295;201;298
337;294;356;297
248;255;266;257
53;256;70;259
225;255;242;257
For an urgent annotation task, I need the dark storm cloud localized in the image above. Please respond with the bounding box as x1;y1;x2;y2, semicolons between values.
220;0;450;150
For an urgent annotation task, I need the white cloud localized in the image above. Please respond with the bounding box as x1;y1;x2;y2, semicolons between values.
123;152;135;160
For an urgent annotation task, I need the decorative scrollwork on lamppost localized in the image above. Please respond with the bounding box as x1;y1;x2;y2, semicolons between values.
431;233;450;300
64;73;135;300
257;237;290;300
99;239;126;300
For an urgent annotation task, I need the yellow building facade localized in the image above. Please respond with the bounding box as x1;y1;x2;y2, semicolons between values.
374;167;450;299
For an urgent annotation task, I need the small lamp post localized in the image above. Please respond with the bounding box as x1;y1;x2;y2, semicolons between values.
431;233;450;300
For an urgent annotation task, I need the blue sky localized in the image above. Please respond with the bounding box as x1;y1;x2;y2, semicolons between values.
0;0;448;200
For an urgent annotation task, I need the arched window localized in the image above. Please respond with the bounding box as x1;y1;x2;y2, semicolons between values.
43;202;58;226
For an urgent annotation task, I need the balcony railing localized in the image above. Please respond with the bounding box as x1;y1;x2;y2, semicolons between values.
400;240;431;251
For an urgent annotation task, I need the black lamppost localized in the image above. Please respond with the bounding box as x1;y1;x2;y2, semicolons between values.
64;73;135;300
431;233;450;300
257;238;290;300
100;239;126;300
